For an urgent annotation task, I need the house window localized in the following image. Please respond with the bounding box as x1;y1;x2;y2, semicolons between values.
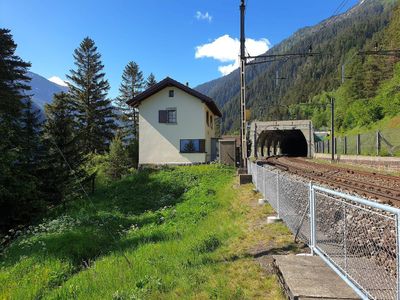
169;90;174;97
210;115;213;129
180;139;205;153
206;111;209;126
159;108;177;124
167;109;176;123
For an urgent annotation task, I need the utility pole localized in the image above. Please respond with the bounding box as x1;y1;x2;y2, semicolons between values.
240;0;247;169
237;0;318;168
331;97;335;161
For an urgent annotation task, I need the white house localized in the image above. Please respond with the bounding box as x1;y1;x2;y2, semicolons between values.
127;77;222;167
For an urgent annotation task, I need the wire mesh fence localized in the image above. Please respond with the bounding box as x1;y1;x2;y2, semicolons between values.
316;128;400;157
248;160;400;299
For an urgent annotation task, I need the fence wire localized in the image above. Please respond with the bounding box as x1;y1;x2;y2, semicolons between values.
316;128;400;157
248;160;400;300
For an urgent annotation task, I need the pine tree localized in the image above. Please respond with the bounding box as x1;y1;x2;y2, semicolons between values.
0;29;42;230
42;92;87;205
347;55;366;100
146;73;157;89
115;61;144;141
66;37;116;155
20;99;43;166
105;134;130;180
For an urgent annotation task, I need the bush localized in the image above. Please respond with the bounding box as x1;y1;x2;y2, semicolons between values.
105;135;130;180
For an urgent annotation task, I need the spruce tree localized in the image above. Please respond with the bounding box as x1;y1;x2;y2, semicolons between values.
20;99;43;167
67;37;116;155
115;61;144;141
0;29;42;230
105;134;130;180
42;92;87;205
146;73;157;89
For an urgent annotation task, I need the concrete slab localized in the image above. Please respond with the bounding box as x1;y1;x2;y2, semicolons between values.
273;255;360;300
267;216;282;224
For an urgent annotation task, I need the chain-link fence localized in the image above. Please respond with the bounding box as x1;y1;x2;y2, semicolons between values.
316;128;400;157
248;160;400;299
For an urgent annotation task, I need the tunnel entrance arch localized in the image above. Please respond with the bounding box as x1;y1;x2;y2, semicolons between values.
249;120;314;158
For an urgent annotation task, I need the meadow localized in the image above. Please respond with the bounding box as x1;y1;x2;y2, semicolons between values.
0;164;297;299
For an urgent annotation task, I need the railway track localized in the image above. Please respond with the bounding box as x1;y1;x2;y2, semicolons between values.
263;156;400;207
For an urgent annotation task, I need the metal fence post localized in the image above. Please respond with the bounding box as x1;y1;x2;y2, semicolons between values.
397;213;400;300
276;172;280;218
343;203;348;274
357;134;361;155
255;165;258;189
309;182;315;255
376;131;381;156
344;136;347;155
262;167;266;197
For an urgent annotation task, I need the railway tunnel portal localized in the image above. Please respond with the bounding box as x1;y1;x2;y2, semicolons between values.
249;120;314;158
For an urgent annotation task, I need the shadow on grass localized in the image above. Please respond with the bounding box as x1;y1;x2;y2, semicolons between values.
39;225;178;267
250;243;305;258
191;243;308;269
2;169;192;268
86;169;188;215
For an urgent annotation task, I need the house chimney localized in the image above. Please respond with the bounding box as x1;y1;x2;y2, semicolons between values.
186;82;189;87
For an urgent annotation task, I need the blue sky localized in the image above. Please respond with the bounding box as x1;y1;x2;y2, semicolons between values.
0;0;359;98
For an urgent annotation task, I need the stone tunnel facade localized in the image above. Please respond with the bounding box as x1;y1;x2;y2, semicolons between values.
249;120;314;158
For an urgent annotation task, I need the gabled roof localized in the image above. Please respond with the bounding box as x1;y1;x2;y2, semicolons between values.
126;77;222;117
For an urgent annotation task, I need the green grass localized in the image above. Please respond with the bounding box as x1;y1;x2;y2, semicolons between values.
0;164;292;299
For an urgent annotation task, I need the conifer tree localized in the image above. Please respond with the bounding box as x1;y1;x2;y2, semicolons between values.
20;99;43;166
42;92;87;204
116;61;144;140
105;134;130;180
0;29;42;229
146;73;157;89
67;37;116;155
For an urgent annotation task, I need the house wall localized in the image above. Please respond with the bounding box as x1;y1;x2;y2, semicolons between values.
204;106;217;162
138;87;217;165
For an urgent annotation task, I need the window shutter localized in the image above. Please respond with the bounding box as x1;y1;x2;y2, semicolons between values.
199;139;206;153
159;110;167;123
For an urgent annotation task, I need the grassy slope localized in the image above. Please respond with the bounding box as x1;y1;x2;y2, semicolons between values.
0;165;296;299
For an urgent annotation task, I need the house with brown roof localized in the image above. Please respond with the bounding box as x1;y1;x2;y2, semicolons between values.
127;77;222;166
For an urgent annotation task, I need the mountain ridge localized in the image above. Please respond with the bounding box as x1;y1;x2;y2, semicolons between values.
25;71;68;110
195;0;396;132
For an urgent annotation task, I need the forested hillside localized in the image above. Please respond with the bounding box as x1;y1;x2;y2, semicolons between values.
196;0;400;133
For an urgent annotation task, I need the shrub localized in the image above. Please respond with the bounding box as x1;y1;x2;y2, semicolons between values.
105;135;131;180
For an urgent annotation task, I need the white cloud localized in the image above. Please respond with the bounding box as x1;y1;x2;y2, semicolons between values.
195;34;271;75
218;62;239;76
195;11;212;22
48;76;69;87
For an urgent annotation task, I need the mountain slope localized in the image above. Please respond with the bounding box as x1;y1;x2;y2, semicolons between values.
26;71;68;110
196;0;397;132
